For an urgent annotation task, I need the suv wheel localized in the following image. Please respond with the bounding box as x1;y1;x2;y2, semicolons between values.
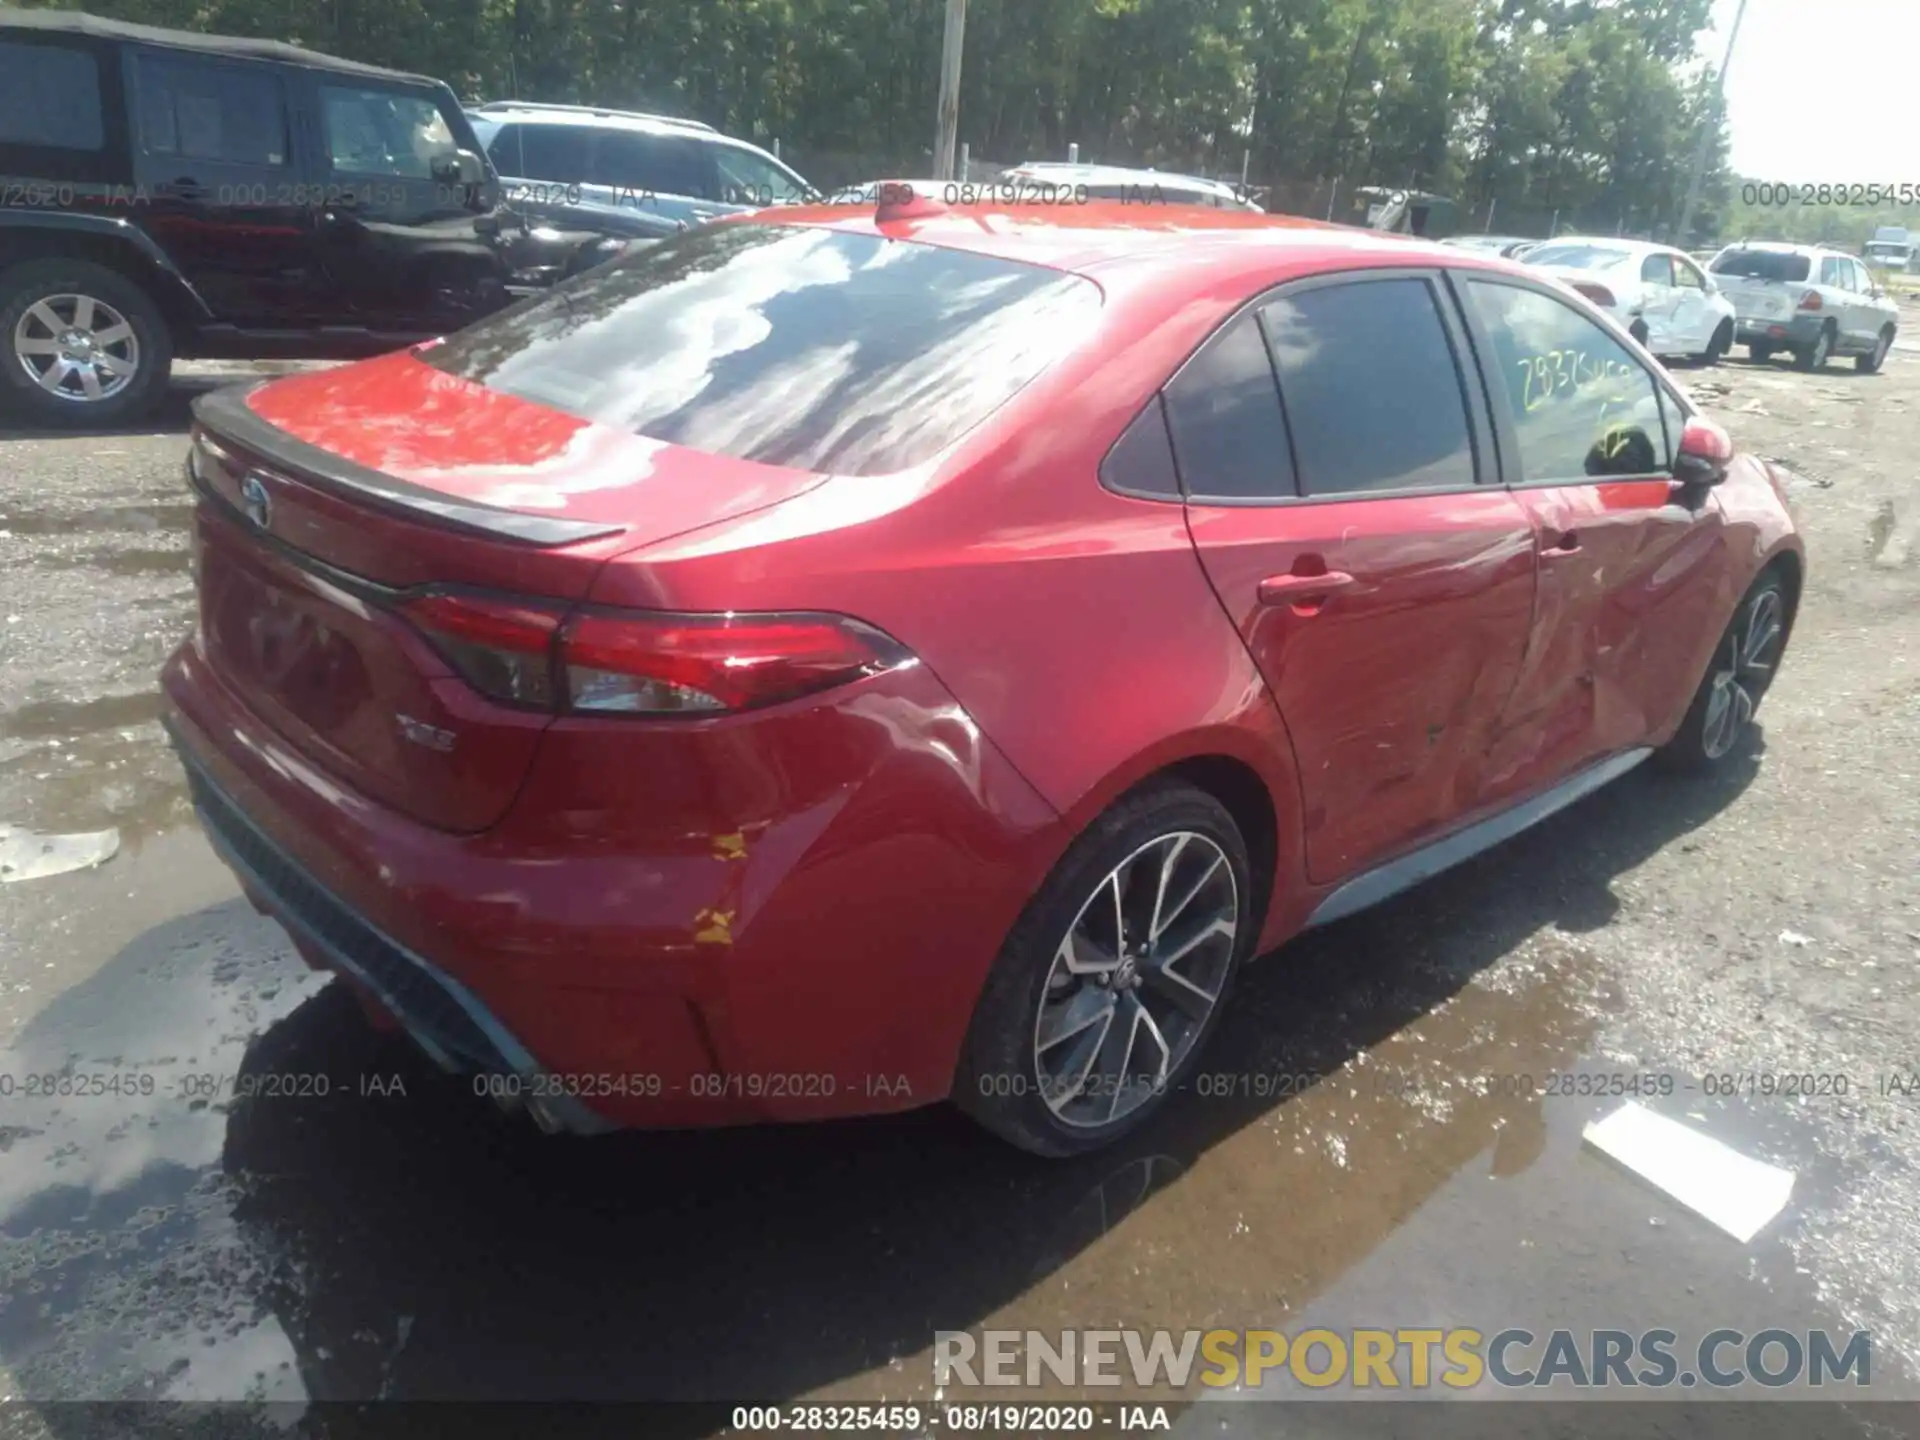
954;781;1252;1156
0;261;173;427
1793;321;1835;372
1857;326;1894;374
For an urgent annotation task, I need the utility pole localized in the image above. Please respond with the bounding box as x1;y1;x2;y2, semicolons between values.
933;0;968;182
1676;0;1749;244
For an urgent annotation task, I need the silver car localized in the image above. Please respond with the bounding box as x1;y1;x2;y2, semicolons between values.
1708;242;1899;372
466;102;816;231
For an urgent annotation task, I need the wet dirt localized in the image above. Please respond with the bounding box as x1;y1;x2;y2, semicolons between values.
0;352;1916;1435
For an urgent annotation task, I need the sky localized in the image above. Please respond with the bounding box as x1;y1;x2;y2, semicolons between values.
1702;0;1920;181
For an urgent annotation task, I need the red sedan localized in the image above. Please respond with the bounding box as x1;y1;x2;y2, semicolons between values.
161;198;1803;1156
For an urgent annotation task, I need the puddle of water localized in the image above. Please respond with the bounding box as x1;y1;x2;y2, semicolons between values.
0;694;186;843
0;503;194;539
1;693;167;742
0;761;1898;1422
34;548;189;578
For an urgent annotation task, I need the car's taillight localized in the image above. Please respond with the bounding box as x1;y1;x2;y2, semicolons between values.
403;593;564;708
558;610;913;714
1797;290;1823;311
400;593;912;716
1571;282;1617;309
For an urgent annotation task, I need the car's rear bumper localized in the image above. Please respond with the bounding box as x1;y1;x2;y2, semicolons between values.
161;634;1063;1131
1736;313;1823;345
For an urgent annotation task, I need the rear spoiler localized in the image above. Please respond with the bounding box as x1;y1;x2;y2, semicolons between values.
190;382;625;548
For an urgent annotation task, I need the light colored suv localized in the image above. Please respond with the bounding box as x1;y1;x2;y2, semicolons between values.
466;101;816;232
1708;242;1899;372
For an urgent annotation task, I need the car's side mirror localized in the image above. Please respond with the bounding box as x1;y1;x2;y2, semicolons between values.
1673;416;1734;488
433;148;486;187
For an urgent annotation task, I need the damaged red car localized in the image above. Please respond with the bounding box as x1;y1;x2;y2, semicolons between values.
162;198;1803;1156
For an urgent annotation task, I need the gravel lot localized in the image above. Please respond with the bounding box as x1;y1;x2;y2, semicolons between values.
0;332;1916;1436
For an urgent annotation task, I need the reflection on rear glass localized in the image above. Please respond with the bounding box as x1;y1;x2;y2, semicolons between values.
420;223;1101;475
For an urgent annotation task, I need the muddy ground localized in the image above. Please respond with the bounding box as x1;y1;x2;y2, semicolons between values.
0;329;1916;1437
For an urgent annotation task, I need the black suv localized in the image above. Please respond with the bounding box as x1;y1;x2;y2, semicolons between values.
0;8;625;426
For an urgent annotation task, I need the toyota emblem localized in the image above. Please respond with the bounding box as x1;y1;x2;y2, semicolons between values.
240;473;272;531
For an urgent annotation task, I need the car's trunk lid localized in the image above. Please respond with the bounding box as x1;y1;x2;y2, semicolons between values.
187;354;830;832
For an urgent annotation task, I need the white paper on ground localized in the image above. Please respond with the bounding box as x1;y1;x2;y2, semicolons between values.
1582;1101;1795;1243
0;822;120;882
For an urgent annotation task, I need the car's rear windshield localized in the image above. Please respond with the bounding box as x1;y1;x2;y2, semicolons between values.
1524;244;1633;270
419;223;1100;475
1710;250;1811;282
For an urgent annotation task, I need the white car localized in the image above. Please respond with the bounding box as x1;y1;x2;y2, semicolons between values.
1523;237;1738;364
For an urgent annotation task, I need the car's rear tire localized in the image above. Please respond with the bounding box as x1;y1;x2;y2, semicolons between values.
953;780;1253;1157
1793;322;1836;371
1747;341;1775;364
1856;326;1894;374
0;260;173;428
1655;570;1791;773
1694;319;1733;365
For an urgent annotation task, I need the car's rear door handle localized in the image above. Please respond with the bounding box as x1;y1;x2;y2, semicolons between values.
1541;531;1581;558
1257;571;1354;606
163;176;208;200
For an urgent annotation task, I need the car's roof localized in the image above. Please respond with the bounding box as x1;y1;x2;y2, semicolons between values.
1529;235;1675;256
1712;240;1838;257
475;107;737;143
755;201;1472;281
470;106;706;136
0;5;440;84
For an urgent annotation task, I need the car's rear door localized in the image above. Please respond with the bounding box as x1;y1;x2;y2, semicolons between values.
1452;272;1728;804
588;128;724;224
1636;252;1678;352
1843;258;1879;350
1668;253;1718;354
125;47;323;326
1178;269;1538;885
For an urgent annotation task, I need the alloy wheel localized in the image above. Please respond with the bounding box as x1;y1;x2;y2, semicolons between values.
11;293;140;404
1033;831;1238;1129
1811;329;1832;368
1701;586;1784;760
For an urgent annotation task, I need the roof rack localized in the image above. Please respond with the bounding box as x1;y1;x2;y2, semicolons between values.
470;100;716;133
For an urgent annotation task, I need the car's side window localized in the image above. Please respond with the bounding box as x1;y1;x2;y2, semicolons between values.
320;85;458;179
591;130;714;198
1162;313;1296;501
0;40;103;151
712;145;808;205
489;123;591;182
1672;257;1706;290
1641;254;1674;286
1257;277;1477;496
1462;279;1669;482
1819;256;1846;288
1099;395;1182;499
134;54;287;166
1851;260;1874;293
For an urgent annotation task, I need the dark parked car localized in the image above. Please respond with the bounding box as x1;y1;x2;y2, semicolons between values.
0;8;624;426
